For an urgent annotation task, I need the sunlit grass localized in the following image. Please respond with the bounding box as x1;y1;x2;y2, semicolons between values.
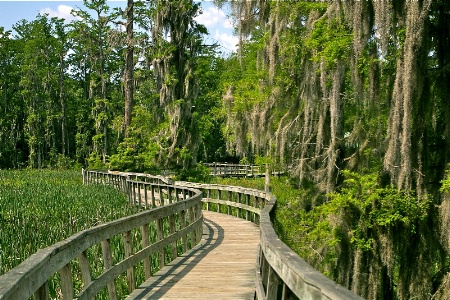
0;169;136;276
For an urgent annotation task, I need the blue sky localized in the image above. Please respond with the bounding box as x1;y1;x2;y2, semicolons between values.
0;0;238;53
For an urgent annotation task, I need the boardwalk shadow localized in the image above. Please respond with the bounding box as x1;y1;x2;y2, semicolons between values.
129;216;224;299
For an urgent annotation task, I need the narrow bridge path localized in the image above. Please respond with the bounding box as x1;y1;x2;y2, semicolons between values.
127;211;260;300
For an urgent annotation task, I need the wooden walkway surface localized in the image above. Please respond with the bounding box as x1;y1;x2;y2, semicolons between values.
127;211;260;300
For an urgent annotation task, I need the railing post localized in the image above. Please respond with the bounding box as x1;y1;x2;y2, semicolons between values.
169;191;177;260
237;193;242;218
78;251;92;297
141;224;152;279
60;263;74;300
157;218;165;268
206;189;211;211
228;191;232;215
181;209;187;252
246;194;251;221
144;184;148;209
218;189;222;213
266;267;279;300
254;196;260;224
101;239;118;300
196;201;202;243
188;204;196;245
34;281;49;300
138;182;142;208
151;185;156;208
123;230;135;293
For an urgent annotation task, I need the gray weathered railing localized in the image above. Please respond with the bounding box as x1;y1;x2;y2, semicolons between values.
0;170;202;300
0;168;362;300
175;180;363;300
204;162;263;177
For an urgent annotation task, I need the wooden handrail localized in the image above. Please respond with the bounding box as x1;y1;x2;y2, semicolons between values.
0;170;202;300
175;180;363;300
0;168;362;300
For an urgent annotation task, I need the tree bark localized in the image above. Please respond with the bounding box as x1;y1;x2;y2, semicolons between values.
124;0;134;137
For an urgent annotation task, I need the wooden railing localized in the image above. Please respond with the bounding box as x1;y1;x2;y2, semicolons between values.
0;168;362;300
0;170;202;300
175;180;363;300
204;162;263;177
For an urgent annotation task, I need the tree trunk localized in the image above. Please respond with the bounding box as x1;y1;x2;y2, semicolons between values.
124;0;134;137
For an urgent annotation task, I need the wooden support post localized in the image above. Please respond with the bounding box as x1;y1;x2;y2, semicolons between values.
138;182;142;208
218;190;221;213
141;224;152;279
159;186;164;207
157;218;165;268
78;251;92;296
206;189;211;211
181;209;187;252
175;187;180;202
127;181;133;207
151;185;156;208
196;203;202;243
60;263;74;300
255;196;260;224
101;239;118;300
266;267;279;300
34;281;49;300
168;186;173;204
144;184;148;209
188;205;196;245
246;194;251;221
228;191;232;215
237;193;242;219
123;230;135;293
169;211;177;260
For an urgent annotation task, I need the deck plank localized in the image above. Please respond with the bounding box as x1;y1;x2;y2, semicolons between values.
127;211;260;300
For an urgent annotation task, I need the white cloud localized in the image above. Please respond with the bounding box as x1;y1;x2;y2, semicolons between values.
39;5;81;23
214;30;239;52
195;6;227;28
196;4;237;54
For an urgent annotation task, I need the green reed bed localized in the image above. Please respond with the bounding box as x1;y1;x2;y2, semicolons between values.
0;169;137;276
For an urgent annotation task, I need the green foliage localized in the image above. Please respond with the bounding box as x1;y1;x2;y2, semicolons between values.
440;167;450;194
175;163;211;182
305;16;352;68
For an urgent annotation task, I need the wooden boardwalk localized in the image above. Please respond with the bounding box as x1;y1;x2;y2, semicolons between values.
127;211;260;300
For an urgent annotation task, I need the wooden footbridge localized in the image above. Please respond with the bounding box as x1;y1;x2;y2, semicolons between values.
0;166;363;300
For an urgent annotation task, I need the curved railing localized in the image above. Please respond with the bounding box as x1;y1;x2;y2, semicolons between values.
0;170;202;300
175;181;363;300
0;168;362;300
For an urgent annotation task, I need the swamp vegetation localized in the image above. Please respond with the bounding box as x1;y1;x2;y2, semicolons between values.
1;0;450;299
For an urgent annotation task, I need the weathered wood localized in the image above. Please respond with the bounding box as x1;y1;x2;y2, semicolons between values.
141;224;152;279
127;212;259;300
33;282;48;300
169;213;177;260
156;218;165;268
78;251;92;297
0;170;361;300
101;239;118;300
123;230;135;293
60;263;74;300
180;210;187;253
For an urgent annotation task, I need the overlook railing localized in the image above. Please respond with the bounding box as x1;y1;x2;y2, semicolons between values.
0;170;202;300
